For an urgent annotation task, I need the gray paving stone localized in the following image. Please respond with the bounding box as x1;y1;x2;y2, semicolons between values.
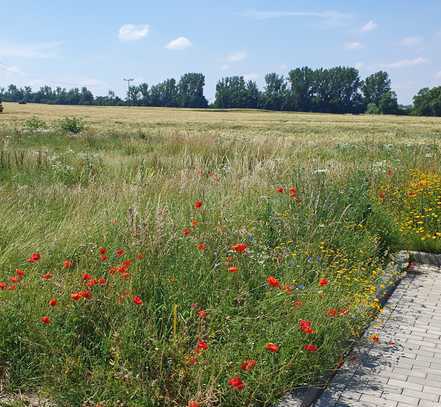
312;264;441;407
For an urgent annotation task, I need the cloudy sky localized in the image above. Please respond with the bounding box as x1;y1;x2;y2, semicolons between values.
1;0;440;104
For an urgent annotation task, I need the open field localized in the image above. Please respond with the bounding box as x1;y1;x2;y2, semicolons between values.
0;103;440;406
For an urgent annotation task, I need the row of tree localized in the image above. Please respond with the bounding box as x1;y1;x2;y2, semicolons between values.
1;67;441;116
0;73;208;108
214;69;404;114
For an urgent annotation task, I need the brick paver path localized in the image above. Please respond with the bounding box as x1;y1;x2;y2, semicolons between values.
315;264;441;407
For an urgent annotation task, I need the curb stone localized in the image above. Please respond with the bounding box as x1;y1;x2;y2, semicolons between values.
276;250;439;407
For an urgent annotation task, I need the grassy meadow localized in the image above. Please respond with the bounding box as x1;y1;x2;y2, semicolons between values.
0;102;440;406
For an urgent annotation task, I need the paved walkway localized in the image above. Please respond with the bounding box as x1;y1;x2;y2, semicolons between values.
315;264;441;407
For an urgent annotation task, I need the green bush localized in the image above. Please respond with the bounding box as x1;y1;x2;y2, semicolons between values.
59;117;86;134
366;103;380;115
24;116;48;131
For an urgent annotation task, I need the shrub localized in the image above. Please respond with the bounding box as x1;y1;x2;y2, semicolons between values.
59;117;86;134
24;116;48;131
366;103;380;114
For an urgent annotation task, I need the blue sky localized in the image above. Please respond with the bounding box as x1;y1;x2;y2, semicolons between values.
1;0;440;104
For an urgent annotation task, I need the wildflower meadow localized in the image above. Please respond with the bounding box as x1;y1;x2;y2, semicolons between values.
0;103;440;406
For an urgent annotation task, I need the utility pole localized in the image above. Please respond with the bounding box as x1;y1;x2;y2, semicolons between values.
123;78;134;105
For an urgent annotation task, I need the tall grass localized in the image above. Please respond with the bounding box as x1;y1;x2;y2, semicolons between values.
0;105;440;406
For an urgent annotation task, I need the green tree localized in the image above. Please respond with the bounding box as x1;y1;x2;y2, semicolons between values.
288;67;315;111
177;73;208;108
378;91;399;114
261;73;288;110
413;87;441;116
361;71;391;107
214;76;261;108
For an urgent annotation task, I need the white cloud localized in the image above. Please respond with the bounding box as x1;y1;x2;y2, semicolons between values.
243;73;259;81
118;24;149;41
165;36;192;50
400;36;423;47
380;57;429;69
242;9;351;27
361;20;378;32
226;51;247;62
0;41;62;58
0;63;22;74
344;41;363;50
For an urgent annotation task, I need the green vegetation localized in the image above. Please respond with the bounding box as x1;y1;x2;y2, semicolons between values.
0;105;440;406
1;67;441;116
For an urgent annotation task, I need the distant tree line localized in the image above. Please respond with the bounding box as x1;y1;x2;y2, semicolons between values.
1;67;441;116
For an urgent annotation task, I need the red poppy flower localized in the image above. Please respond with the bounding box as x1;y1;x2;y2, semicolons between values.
83;273;92;281
267;276;281;288
188;401;200;407
327;308;337;317
98;277;107;286
196;242;206;251
232;243;248;253
81;290;92;299
188;356;198;365
136;253;144;260
40;316;51;325
289;186;298;198
27;252;41;263
303;344;318;352
191;219;199;227
49;298;57;306
7;285;16;291
293;299;303;309
378;191;385;200
228;266;238;273
71;290;92;301
276;187;285;193
41;273;53;281
299;320;316;334
240;359;257;372
86;279;97;288
197;309;207;319
100;254;108;262
182;228;191;237
194;200;203;209
369;334;380;343
71;292;82;301
99;247;107;255
115;248;125;258
133;295;143;305
283;284;293;295
228;376;245;391
265;342;280;353
9;276;19;283
195;339;208;353
63;260;74;269
319;278;329;286
339;308;349;316
15;269;25;277
0;282;7;290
